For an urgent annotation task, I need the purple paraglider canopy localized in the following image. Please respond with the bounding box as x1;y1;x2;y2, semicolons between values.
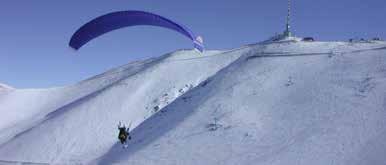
69;10;204;52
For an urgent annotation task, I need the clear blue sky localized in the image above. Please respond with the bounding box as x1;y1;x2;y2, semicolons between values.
1;0;385;88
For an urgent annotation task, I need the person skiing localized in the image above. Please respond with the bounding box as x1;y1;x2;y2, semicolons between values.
117;122;131;145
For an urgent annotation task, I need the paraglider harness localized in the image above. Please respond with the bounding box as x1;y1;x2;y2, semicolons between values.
118;122;131;144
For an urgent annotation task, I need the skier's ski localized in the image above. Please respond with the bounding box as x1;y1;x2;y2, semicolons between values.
123;144;128;149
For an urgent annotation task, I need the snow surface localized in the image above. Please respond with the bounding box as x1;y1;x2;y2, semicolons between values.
1;41;386;165
0;83;13;92
0;83;14;102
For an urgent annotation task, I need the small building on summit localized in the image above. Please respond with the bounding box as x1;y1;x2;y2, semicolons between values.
302;37;315;42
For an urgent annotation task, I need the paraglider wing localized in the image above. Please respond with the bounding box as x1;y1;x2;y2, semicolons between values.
69;11;204;52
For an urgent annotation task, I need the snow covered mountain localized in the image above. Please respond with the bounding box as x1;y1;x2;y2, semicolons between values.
1;40;386;165
0;83;13;92
0;83;14;100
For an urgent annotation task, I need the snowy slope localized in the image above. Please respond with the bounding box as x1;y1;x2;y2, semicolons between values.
0;56;169;145
0;83;13;90
0;83;13;95
0;83;13;99
1;41;386;165
0;49;243;164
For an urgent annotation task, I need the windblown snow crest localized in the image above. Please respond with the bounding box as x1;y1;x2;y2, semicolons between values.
0;83;13;92
1;41;386;165
0;83;14;100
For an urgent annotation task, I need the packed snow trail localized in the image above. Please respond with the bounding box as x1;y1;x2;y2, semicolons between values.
1;41;386;165
0;159;49;165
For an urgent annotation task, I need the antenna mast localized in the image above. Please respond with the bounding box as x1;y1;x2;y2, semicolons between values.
284;0;292;37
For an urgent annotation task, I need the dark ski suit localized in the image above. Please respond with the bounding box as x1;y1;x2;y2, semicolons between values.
118;127;131;144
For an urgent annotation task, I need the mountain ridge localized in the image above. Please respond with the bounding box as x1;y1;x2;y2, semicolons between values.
1;40;386;164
